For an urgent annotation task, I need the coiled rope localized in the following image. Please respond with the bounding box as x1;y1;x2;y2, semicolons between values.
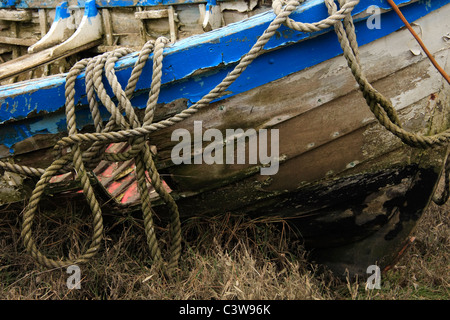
21;38;183;274
0;0;448;270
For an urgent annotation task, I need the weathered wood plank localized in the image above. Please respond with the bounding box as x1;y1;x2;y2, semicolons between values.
102;8;114;46
135;9;168;20
1;0;443;129
0;40;102;81
144;16;450;192
168;6;177;43
0;0;221;9
38;9;47;35
9;21;19;60
0;36;37;46
0;9;31;21
3;1;449;178
8;35;447;205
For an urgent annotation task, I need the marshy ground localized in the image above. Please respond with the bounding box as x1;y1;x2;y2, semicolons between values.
0;185;448;300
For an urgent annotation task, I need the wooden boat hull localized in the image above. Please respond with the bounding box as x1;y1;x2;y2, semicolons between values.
169;160;444;276
0;0;449;275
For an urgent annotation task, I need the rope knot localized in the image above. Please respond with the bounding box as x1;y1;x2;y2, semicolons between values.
272;0;359;33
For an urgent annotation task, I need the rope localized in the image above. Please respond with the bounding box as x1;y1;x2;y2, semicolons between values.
384;0;450;205
325;0;450;204
0;0;447;270
386;0;450;85
20;39;183;274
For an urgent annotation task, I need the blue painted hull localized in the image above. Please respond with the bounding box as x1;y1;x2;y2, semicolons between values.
0;0;448;154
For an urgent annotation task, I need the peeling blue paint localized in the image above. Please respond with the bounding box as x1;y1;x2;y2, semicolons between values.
54;1;70;20
85;0;98;17
0;0;17;7
0;0;449;154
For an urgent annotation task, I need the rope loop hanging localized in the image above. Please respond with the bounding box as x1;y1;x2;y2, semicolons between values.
21;37;182;274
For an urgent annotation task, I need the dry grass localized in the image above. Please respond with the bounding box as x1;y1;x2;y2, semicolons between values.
0;192;448;300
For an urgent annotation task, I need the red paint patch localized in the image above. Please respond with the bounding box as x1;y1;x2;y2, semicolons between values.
47;142;171;206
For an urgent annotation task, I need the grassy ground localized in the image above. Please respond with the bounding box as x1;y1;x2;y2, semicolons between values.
0;190;448;300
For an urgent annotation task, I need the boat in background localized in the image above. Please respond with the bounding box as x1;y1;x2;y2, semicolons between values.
0;0;449;277
0;0;272;82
